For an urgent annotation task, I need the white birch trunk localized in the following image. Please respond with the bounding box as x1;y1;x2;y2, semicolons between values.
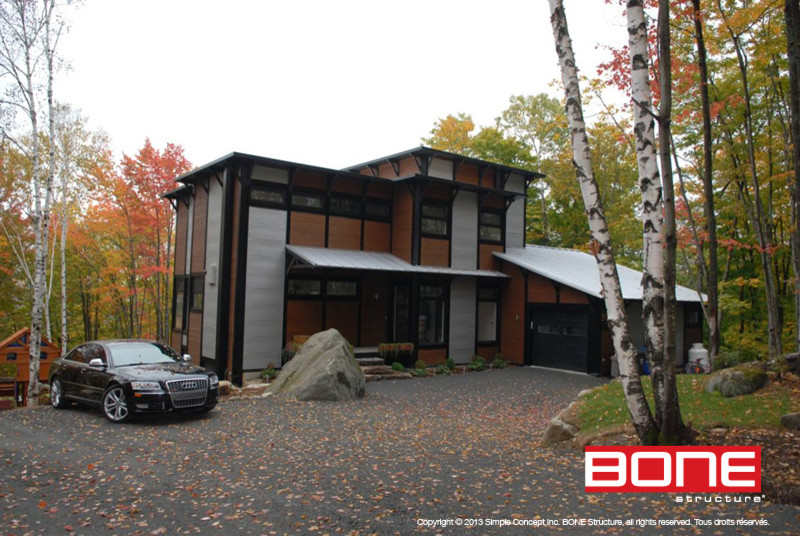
548;0;657;444
627;0;665;375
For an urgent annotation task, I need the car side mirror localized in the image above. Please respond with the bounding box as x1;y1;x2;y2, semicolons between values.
88;358;106;368
182;354;192;363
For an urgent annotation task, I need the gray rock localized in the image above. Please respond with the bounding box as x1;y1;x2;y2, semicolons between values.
705;364;767;398
784;353;799;373
266;329;365;401
780;412;800;430
541;417;579;447
218;381;232;396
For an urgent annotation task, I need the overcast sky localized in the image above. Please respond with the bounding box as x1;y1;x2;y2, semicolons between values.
57;0;627;171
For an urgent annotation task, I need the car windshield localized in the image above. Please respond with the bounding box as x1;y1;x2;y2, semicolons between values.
108;342;181;367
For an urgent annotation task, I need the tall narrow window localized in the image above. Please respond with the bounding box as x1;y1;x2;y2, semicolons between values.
421;202;449;238
191;275;204;311
479;210;503;243
173;277;188;331
477;285;499;343
419;284;446;345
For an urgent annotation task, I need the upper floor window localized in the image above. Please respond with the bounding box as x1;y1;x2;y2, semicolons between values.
479;210;503;243
291;191;325;212
421;201;449;239
191;275;204;311
251;186;286;208
364;199;391;222
329;195;361;218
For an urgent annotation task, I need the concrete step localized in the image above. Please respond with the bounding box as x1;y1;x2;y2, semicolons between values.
356;357;385;367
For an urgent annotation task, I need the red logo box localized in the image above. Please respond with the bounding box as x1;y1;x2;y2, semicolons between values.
585;446;761;493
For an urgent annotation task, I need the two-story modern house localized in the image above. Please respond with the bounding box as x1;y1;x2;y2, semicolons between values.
165;147;702;385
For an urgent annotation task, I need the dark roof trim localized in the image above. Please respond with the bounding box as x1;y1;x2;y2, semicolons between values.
399;174;526;199
344;145;546;181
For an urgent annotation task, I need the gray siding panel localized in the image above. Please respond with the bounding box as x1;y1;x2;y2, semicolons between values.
242;207;287;370
429;157;453;179
506;197;525;249
451;192;478;269
449;277;476;363
201;177;223;359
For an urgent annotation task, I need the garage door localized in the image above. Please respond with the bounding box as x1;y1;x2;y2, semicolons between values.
531;307;589;372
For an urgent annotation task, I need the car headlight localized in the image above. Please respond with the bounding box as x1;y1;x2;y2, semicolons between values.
131;381;162;391
209;374;219;387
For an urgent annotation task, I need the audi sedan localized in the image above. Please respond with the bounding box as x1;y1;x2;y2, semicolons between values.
48;340;219;423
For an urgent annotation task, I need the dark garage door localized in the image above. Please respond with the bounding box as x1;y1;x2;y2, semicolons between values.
530;307;589;372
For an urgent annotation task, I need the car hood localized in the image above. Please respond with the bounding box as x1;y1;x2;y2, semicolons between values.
112;363;212;382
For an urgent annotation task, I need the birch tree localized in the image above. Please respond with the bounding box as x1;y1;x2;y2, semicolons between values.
548;0;657;444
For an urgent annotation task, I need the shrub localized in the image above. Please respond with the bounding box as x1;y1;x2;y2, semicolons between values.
378;342;415;368
261;364;277;381
436;364;452;375
391;361;404;372
715;349;760;370
468;355;486;371
414;359;426;370
445;357;456;371
492;355;508;369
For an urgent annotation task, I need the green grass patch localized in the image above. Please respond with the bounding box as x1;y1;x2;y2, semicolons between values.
578;375;798;435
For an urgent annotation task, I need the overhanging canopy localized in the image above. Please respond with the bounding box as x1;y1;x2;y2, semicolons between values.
287;245;508;278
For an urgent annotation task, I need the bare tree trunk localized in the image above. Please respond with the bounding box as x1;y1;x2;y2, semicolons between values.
719;1;783;357
627;0;665;376
785;0;800;354
549;0;657;444
60;214;68;353
692;0;720;361
655;0;683;443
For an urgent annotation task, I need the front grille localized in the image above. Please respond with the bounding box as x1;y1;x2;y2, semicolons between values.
166;377;208;408
167;378;208;392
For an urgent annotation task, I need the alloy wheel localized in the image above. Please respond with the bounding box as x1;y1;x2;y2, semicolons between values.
102;386;130;423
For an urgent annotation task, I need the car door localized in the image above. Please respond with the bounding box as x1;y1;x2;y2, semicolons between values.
59;345;87;398
80;343;109;405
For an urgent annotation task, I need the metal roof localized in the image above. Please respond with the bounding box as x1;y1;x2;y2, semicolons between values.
286;245;508;278
494;246;703;302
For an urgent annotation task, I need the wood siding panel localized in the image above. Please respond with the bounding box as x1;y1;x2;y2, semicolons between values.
171;331;182;353
290;212;326;247
360;274;389;346
476;345;499;360
363;221;390;252
191;184;208;272
559;286;590;304
188;311;202;364
456;163;480;185
325;302;358;344
366;182;392;199
226;179;241;373
481;168;495;188
328;217;361;250
285;301;323;342
293;169;327;190
331;177;362;195
479;244;502;271
421;238;449;267
500;265;525;365
399;157;419;176
417;348;447;366
527;273;558;303
392;186;413;262
174;202;188;276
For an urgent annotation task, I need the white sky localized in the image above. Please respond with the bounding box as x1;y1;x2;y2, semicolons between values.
58;0;627;171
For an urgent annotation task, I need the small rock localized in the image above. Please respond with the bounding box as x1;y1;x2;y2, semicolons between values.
577;389;592;398
780;412;800;430
710;427;729;435
218;381;232;396
365;374;384;382
540;402;580;447
387;372;413;380
361;365;394;375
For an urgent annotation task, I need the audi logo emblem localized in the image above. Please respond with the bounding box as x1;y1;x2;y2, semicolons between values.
180;381;198;390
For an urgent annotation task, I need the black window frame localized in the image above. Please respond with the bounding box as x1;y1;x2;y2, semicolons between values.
364;198;392;222
250;184;287;209
325;278;359;300
329;193;362;219
190;274;205;312
476;283;500;344
291;189;326;214
418;282;448;347
287;276;323;299
479;209;504;245
173;275;189;331
421;200;450;239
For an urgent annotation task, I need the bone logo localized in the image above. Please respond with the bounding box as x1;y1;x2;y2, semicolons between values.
584;446;761;493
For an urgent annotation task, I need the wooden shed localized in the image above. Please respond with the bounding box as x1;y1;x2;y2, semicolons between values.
0;328;60;406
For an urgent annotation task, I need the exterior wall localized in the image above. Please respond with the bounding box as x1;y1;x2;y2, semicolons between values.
286;301;323;343
428;157;453;180
455;163;480;186
505;197;525;249
527;273;557;303
174;202;188;276
226;179;242;374
191;185;207;272
479;244;502;271
184;195;194;276
418;347;447;365
500;264;525;365
363;221;390;252
451;192;478;269
290;212;325;247
187;312;202;362
420;238;449;266
202;175;224;360
242;207;287;370
448;277;476;363
360;274;389;346
328;216;361;250
325;302;358;344
392;185;413;262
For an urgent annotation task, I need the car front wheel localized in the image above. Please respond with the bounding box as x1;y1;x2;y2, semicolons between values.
102;385;131;423
50;378;68;409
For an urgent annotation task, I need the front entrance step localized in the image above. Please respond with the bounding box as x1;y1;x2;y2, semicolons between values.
356;357;385;367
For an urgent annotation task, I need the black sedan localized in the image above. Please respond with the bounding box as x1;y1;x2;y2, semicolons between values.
48;340;219;423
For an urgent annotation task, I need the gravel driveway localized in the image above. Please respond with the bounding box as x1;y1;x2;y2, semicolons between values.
1;367;798;534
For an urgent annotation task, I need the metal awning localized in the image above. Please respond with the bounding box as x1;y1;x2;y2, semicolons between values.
494;245;703;302
286;245;508;278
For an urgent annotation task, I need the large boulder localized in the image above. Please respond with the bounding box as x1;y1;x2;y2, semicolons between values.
705;363;767;398
266;329;365;401
540;401;580;447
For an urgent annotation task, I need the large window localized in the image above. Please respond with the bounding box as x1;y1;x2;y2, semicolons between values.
173;277;188;331
419;284;446;345
364;199;391;221
421;201;449;238
479;210;503;243
477;285;499;343
326;280;357;297
191;275;204;311
287;278;322;297
329;195;361;218
250;186;286;208
291;191;325;212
